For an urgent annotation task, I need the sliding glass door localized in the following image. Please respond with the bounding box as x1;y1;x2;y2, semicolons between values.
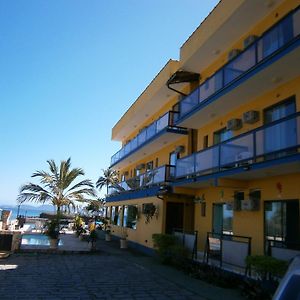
263;97;296;158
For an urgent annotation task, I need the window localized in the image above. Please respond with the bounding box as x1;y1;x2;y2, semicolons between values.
111;206;121;225
108;207;111;219
111;207;116;224
263;97;296;159
265;200;300;250
258;16;293;61
117;206;122;226
123;205;138;230
213;128;233;145
169;152;179;178
134;168;140;177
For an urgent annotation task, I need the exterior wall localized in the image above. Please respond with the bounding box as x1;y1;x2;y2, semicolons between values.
193;173;300;255
197;77;300;150
107;197;163;249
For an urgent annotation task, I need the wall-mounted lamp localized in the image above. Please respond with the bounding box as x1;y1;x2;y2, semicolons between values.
194;194;205;204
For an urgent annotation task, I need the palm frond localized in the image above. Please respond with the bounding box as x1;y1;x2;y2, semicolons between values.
62;168;85;190
66;179;94;193
19;183;51;195
68;188;96;198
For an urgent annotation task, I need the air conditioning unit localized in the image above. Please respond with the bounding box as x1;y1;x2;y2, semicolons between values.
243;35;258;48
227;118;242;131
228;49;241;61
241;198;260;211
175;145;185;154
136;163;145;170
243;110;260;124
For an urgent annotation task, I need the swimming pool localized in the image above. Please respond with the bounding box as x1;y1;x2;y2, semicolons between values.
21;234;63;246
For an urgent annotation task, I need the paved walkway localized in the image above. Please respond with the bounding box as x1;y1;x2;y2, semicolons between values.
0;236;244;300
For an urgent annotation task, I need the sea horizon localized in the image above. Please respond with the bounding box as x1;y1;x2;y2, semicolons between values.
0;204;55;220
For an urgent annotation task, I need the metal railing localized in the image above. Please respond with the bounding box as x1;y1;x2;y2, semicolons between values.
173;229;198;260
179;7;300;119
204;232;251;271
267;238;300;261
111;111;186;166
108;165;175;196
176;112;300;178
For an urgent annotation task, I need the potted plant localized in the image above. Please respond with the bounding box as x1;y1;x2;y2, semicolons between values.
45;219;60;249
120;227;128;249
101;217;111;241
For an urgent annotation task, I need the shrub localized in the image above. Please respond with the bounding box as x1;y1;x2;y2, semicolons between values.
246;255;288;280
74;216;85;237
152;234;188;265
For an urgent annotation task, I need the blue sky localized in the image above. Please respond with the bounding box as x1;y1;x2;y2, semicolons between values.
0;0;219;205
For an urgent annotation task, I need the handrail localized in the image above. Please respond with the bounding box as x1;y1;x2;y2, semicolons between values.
180;111;300;163
111;111;183;165
177;6;300;120
108;165;175;195
176;112;300;178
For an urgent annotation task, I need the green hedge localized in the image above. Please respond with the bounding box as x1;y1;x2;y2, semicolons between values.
152;233;189;266
246;255;288;280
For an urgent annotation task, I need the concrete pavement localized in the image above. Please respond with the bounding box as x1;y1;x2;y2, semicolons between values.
0;235;244;300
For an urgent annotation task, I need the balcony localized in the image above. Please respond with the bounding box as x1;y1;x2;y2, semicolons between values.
176;113;300;181
108;165;175;197
177;7;300;129
110;111;188;169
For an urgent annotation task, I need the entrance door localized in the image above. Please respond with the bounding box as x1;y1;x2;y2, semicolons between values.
212;203;233;235
263;97;296;158
213;204;223;235
165;202;184;234
169;152;179;178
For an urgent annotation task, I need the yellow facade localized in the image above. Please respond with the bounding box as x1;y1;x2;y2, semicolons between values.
106;0;300;259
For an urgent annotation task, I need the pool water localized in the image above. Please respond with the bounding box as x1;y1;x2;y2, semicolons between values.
21;234;63;246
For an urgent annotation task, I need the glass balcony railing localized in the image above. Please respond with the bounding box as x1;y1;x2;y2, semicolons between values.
111;111;186;166
179;7;300;119
176;113;300;178
108;165;175;196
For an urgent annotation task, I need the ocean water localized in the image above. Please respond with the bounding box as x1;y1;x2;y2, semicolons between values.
0;206;54;220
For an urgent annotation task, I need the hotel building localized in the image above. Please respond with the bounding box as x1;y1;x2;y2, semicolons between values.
105;0;300;265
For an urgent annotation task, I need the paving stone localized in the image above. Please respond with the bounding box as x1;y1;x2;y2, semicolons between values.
0;239;245;300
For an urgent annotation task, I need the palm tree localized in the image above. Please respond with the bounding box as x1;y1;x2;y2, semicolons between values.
85;198;105;214
96;168;119;195
17;158;96;215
